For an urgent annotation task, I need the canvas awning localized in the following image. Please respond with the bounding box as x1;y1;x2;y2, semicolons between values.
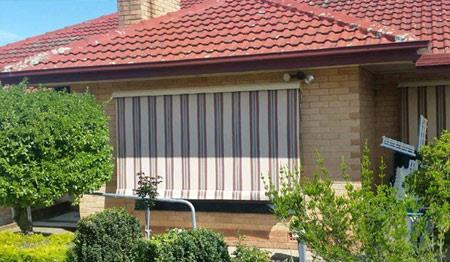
115;83;300;200
400;81;450;144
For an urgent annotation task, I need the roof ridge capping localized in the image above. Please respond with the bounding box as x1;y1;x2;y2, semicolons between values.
267;0;419;43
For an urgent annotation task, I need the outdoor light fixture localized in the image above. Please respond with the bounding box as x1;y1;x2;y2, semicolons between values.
283;71;315;84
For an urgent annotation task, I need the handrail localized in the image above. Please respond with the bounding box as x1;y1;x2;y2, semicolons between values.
88;192;197;238
156;198;197;229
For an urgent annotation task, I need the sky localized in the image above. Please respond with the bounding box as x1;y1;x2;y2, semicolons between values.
0;0;117;46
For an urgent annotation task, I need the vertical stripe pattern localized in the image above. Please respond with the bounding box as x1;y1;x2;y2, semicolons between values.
401;85;450;145
116;89;300;200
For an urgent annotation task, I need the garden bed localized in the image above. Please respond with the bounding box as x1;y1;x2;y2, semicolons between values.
0;231;73;261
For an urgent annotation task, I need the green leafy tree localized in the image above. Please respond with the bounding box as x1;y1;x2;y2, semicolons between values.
0;83;113;233
265;145;435;261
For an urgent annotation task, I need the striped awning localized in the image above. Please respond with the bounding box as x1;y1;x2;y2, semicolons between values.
400;83;450;145
115;85;300;200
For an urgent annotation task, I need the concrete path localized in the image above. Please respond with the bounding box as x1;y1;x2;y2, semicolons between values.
0;225;72;234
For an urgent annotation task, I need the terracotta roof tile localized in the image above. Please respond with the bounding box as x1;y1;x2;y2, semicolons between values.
298;0;450;54
0;13;118;68
3;0;421;72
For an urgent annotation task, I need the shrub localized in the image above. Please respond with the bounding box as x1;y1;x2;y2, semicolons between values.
143;228;230;262
231;237;270;262
68;208;142;262
135;239;158;262
134;172;162;211
0;83;113;233
407;131;450;260
0;231;73;262
265;145;436;261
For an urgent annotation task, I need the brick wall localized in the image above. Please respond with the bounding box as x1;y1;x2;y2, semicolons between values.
359;69;377;174
301;67;367;183
118;0;180;25
72;66;374;247
100;198;298;249
150;0;180;18
371;71;450;182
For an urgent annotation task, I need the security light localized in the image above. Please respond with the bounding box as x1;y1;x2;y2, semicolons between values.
283;71;315;84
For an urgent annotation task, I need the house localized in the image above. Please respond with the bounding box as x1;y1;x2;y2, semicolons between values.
0;0;449;248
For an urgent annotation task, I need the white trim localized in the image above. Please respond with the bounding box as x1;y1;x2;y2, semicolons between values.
112;82;300;98
398;80;450;88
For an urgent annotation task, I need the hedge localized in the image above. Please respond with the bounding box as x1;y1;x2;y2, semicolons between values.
0;231;73;262
68;208;142;262
138;228;231;262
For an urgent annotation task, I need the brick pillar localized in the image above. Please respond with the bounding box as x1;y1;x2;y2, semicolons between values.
118;0;180;26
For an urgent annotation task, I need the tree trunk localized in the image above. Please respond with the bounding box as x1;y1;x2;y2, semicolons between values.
13;207;33;234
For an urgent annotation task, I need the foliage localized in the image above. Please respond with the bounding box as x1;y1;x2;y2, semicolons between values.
408;130;450;205
135;172;162;210
68;208;142;262
0;231;73;262
231;237;270;262
147;228;230;262
265;145;436;261
0;83;113;233
407;130;450;261
135;239;158;262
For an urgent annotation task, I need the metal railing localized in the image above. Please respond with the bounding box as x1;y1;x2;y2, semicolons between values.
89;192;197;238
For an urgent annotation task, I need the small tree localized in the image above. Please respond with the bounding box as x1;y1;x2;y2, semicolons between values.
265;146;436;261
407;131;450;261
0;83;113;233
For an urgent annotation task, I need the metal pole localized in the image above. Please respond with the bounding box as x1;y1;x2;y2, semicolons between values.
144;206;151;239
89;192;197;231
156;198;197;229
298;240;306;262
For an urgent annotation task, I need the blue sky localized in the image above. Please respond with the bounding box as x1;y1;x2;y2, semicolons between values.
0;0;117;46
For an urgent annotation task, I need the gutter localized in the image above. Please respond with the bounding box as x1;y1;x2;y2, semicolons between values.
0;40;429;84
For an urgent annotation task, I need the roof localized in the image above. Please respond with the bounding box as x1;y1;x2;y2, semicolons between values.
0;13;118;69
170;0;450;56
1;0;426;74
299;0;450;54
299;0;450;68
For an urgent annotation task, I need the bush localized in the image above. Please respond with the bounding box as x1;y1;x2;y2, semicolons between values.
408;130;450;206
0;231;73;262
0;83;113;233
231;237;270;262
135;239;158;262
407;131;450;260
69;208;142;262
265;146;436;261
139;228;230;262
